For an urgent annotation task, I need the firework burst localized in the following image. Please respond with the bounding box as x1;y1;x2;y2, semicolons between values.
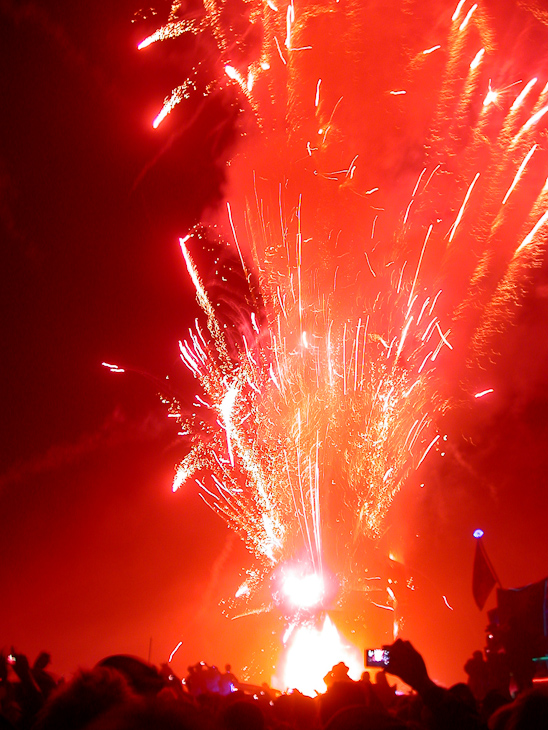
138;0;548;601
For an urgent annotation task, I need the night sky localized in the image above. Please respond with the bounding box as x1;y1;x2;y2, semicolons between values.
1;0;548;689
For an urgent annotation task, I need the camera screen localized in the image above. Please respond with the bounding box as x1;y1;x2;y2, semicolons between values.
365;649;390;667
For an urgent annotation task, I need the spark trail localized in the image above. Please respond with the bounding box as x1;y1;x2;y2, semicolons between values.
138;0;548;595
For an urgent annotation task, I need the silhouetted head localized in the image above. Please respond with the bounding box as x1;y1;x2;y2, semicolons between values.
221;699;265;730
331;662;350;681
33;666;134;730
34;652;52;671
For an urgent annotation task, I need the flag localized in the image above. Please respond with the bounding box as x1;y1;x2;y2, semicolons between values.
473;539;497;610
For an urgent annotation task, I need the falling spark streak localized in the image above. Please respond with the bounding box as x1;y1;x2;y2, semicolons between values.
511;78;537;110
459;4;477;32
502;145;537;205
395;316;413;362
516;209;548;254
407;225;432;311
417;435;440;468
474;389;494;398
448;173;480;243
168;641;183;663
442;595;454;610
315;79;321;107
435;323;453;350
470;48;485;70
412;168;427;198
452;0;466;21
102;362;125;373
521;104;548;134
364;251;376;277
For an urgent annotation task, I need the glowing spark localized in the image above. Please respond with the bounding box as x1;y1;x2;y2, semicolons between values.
502;145;537;205
435;322;453;350
417;435;440;468
395;316;413;362
470;48;485;70
408;225;432;310
423;45;441;55
173;455;196;492
102;362;125;373
522;104;548;133
442;595;454;611
168;641;183;663
516;209;548;254
403;200;413;224
225;64;244;84
220;385;238;466
138;20;196;50
474;388;494;398
390;90;406;96
371;601;395;611
448;173;480;242
226;202;248;278
180;237;215;318
315;78;321;107
152;83;195;128
511;78;537;111
364;251;376;277
459;4;477;32
251;312;259;334
412;168;427;197
235;582;250;598
285;2;294;48
483;85;498;107
272;35;286;65
452;0;466;21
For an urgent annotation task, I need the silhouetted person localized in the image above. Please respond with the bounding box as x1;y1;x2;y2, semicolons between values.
221;698;265;730
33;666;134;730
373;669;396;708
219;664;238;695
488;687;548;730
464;650;489;701
323;662;352;689
32;653;58;700
385;638;481;729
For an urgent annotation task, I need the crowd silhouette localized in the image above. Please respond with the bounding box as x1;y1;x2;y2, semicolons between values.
2;636;547;730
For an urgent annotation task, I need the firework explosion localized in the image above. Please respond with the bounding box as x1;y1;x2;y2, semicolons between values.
137;0;548;623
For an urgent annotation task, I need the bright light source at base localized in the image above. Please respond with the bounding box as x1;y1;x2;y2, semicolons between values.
283;572;325;609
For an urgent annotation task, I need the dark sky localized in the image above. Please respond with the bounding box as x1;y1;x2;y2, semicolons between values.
1;0;548;690
0;0;257;681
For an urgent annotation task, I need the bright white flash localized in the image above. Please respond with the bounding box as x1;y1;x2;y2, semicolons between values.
283;572;325;608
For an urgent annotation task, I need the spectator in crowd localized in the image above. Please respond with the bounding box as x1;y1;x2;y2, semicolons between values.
464;651;489;703
4;636;548;730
